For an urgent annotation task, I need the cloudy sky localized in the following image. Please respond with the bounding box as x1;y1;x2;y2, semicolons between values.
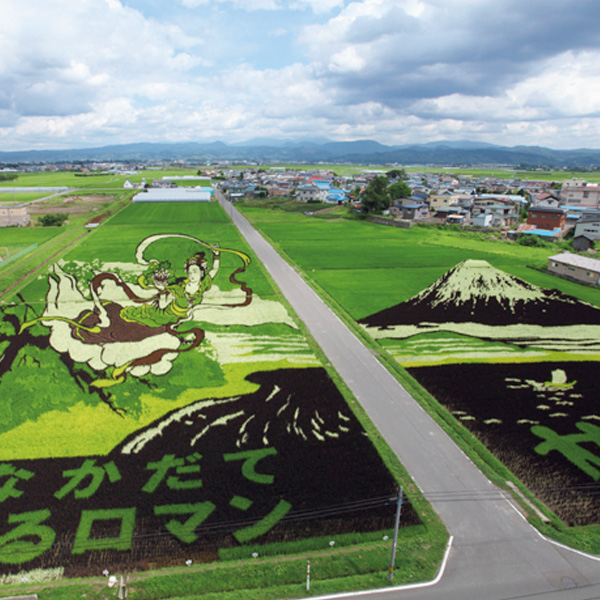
2;0;600;151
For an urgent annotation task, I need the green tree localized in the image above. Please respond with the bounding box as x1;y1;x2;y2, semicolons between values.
0;173;18;182
518;203;529;222
38;214;68;227
360;175;390;214
386;168;408;180
388;181;412;200
517;233;546;247
254;186;268;198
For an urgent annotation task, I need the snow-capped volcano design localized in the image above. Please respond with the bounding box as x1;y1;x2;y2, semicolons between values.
359;259;600;327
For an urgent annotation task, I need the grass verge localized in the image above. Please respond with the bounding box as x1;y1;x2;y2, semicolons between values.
0;529;447;600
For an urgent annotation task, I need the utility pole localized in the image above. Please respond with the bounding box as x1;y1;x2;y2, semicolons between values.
388;487;403;583
118;575;128;600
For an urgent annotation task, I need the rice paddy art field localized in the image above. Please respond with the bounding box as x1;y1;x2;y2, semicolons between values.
241;208;600;529
0;202;408;578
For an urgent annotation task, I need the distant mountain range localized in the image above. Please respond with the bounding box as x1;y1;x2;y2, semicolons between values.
2;139;600;167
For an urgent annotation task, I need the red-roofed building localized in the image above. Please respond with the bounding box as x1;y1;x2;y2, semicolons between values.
526;206;566;231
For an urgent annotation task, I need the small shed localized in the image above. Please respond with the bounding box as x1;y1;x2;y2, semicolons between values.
572;234;595;252
473;213;493;227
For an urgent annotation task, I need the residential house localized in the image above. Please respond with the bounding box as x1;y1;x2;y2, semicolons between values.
440;175;459;187
220;182;252;200
296;184;327;203
0;204;30;227
526;206;567;231
560;180;600;208
267;185;291;198
325;188;348;204
428;190;461;211
472;201;518;228
547;252;600;286
472;213;494;227
446;213;466;225
411;188;430;201
560;205;586;228
150;179;176;189
573;211;600;241
434;205;470;222
534;191;560;206
390;198;429;220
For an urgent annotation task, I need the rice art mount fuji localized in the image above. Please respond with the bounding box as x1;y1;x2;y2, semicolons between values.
361;259;600;327
359;260;600;362
368;260;600;525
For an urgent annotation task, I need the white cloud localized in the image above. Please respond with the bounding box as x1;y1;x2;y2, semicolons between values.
2;0;600;150
289;0;344;14
180;0;281;9
179;0;342;11
411;51;600;123
328;47;366;72
0;0;206;118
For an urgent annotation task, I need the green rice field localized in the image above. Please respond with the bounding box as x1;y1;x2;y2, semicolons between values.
240;208;600;318
0;170;214;190
0;201;442;583
0;192;55;204
0;228;64;247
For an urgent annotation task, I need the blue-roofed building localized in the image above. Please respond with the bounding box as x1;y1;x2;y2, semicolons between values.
521;227;562;238
326;188;349;204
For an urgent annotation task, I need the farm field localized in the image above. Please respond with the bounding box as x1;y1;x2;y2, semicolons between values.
240;206;600;535
0;201;436;582
0;192;55;204
26;193;128;221
409;167;600;183
0;228;68;267
229;164;600;182
0;228;65;250
0;192;134;298
240;208;600;316
0;170;213;191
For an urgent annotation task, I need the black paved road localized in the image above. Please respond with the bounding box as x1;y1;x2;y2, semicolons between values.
218;194;600;600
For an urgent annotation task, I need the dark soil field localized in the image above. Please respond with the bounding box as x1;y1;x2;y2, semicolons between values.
1;365;405;575
408;361;600;526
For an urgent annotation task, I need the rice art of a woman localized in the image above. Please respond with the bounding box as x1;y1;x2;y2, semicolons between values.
20;234;251;387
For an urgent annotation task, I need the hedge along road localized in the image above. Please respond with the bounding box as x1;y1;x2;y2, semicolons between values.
216;193;600;600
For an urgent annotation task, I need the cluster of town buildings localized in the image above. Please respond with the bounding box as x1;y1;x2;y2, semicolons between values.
214;168;600;248
3;164;600;286
214;168;600;287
